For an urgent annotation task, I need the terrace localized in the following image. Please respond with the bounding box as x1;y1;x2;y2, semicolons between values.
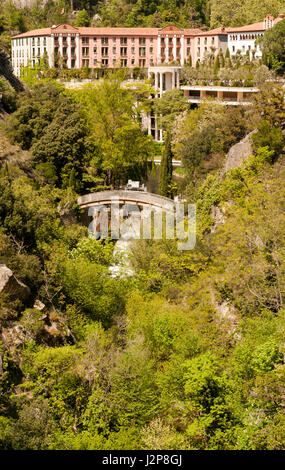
181;85;259;105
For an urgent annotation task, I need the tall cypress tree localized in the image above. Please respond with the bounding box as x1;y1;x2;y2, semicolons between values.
214;54;220;76
220;52;225;68
159;132;173;198
225;48;232;68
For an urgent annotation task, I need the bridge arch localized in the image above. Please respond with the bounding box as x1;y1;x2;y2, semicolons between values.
77;190;175;212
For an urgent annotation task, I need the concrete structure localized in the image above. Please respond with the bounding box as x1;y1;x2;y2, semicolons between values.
181;85;259;105
11;14;285;76
147;65;182;141
77;190;175;212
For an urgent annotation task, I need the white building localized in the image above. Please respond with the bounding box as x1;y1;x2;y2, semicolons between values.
11;30;52;77
227;14;285;60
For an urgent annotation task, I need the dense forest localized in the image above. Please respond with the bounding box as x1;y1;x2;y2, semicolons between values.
0;0;285;452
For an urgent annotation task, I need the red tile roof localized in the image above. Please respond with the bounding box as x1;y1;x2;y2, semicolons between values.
79;26;159;36
11;16;285;39
227;15;284;33
196;27;227;36
12;28;52;38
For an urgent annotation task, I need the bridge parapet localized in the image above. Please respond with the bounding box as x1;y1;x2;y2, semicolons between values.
77;190;175;212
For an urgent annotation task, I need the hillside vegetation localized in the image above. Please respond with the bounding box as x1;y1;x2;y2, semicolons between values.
0;1;285;452
0;64;284;449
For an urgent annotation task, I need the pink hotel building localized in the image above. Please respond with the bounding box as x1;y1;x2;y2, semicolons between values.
11;14;284;77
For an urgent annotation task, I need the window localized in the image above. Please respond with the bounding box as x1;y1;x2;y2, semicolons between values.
121;58;127;66
32;38;35;46
94;47;97;54
93;37;97;42
212;37;215;44
102;58;109;66
71;59;75;68
94;59;97;65
63;36;67;43
43;37;46;46
37;47;40;56
169;38;173;44
204;37;207;44
32;48;35;57
101;37;108;44
82;59;89;67
187;38;191;44
71;47;75;56
187;47;191;55
232;46;235;52
82;37;89;44
113;47;116;54
198;38;200;45
177;38;180;44
120;47;127;56
139;58;146;67
139;47;146;56
37;38;40;45
131;47;135;53
139;37;146;44
150;58;154;65
101;47;108;56
113;37;116;42
197;46;200;56
63;47;67;55
131;37;135;42
120;37;127;44
82;47;89;56
150;47;153;53
131;58;135;65
150;38;153;42
71;37;75;43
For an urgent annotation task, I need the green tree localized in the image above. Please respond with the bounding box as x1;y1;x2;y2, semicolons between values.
7;82;90;189
214;54;220;76
71;71;155;188
260;19;285;72
153;88;189;133
74;9;90;27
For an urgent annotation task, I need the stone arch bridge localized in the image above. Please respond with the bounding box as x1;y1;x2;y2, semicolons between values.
77;190;175;213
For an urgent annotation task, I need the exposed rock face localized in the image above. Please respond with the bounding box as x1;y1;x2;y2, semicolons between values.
33;299;46;311
215;301;241;339
210;205;226;233
224;130;257;173
1;312;74;358
0;264;30;301
1;325;34;354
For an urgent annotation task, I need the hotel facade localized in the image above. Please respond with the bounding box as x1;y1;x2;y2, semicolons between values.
11;14;285;77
